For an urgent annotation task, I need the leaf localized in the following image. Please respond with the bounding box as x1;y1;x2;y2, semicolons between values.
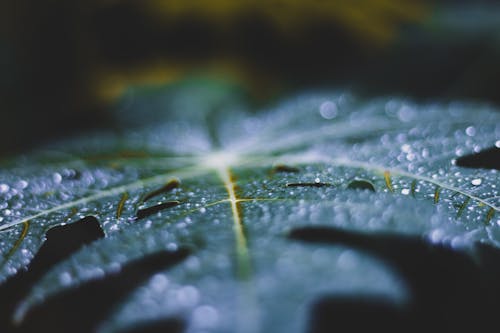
0;82;499;332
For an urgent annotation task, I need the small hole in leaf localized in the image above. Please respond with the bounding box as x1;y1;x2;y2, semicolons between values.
285;182;332;188
346;179;375;192
456;146;500;171
135;201;181;220
272;164;300;174
141;179;180;204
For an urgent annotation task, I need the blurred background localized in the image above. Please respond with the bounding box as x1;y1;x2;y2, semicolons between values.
1;0;500;156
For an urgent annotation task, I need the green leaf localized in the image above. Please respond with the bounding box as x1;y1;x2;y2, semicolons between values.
1;82;499;332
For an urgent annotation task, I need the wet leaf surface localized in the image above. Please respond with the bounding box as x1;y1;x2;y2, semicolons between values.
0;83;499;332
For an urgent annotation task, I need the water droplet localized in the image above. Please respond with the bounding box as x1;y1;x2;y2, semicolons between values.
337;250;357;270
429;229;445;243
496;140;500;148
401;189;410;195
0;184;9;193
167;242;178;251
53;173;62;184
397;105;415;122
192;305;219;328
16;180;28;190
314;178;321;183
199;207;207;213
176;286;199;307
151;273;168;292
319;101;338;119
59;272;72;286
465;126;476;137
471;178;482;186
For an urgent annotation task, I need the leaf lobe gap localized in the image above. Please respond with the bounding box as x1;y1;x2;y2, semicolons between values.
0;216;104;332
456;146;500;171
18;249;190;333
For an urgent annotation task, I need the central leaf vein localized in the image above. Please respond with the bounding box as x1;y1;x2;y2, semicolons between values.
217;166;251;279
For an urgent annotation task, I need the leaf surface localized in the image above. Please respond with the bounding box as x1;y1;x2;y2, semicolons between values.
1;82;499;332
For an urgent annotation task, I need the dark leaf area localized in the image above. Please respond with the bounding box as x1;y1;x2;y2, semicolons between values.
456;146;500;171
290;227;500;332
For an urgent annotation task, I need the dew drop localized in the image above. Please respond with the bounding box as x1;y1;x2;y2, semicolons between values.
314;178;321;183
199;207;207;214
455;148;464;156
193;305;219;328
471;178;482;186
401;144;411;153
401;189;410;195
397;105;415;122
319;101;338;119
465;126;476;137
53;173;62;184
59;272;72;286
151;273;169;292
337;250;357;270
176;285;199;307
167;242;178;251
16;180;28;189
0;184;9;193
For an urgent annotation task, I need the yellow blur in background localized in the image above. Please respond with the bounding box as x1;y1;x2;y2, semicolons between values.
95;0;427;102
11;0;500;155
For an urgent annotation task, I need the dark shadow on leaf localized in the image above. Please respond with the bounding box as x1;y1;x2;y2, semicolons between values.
118;317;186;333
16;248;190;333
456;146;500;170
0;216;104;331
289;226;500;333
308;296;407;333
